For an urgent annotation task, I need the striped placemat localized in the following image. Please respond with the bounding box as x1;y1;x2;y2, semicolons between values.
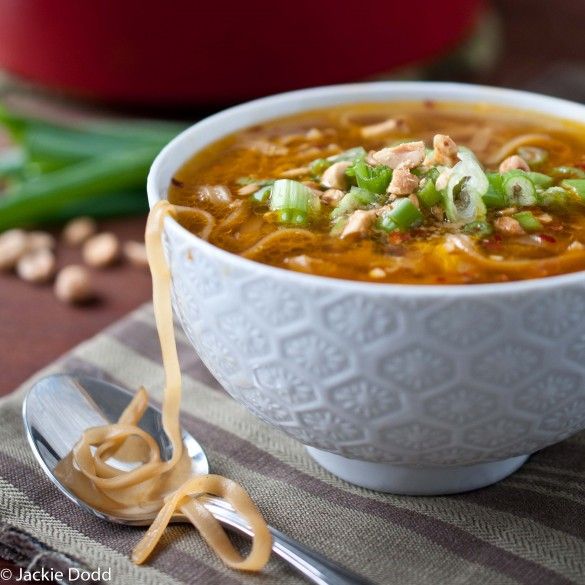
1;304;585;585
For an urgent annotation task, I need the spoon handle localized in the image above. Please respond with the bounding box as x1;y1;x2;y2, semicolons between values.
202;496;373;585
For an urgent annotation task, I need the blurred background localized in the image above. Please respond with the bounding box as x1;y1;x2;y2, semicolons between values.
0;0;584;395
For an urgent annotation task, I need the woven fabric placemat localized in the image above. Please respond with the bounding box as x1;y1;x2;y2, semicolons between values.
1;304;585;585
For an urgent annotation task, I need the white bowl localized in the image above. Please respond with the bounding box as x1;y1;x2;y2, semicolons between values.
148;82;585;495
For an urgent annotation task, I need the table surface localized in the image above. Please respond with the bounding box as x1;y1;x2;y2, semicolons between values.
0;0;584;581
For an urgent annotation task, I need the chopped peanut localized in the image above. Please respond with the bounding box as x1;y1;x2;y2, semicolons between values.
427;134;458;166
499;155;530;173
321;161;351;190
321;188;345;206
341;209;377;239
370;141;425;169
494;216;525;236
368;267;386;279
388;165;419;195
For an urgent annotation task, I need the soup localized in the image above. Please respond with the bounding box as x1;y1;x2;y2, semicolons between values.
168;102;585;284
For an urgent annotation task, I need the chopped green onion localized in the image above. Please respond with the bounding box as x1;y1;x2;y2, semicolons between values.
236;176;274;187
538;186;570;206
346;159;392;194
417;171;442;207
0;148;26;182
310;147;367;177
517;146;548;166
483;173;507;208
551;166;585;179
503;173;537;206
513;211;543;232
327;146;367;163
525;171;553;189
269;179;320;225
330;217;348;236
377;198;422;232
331;186;382;220
443;148;488;222
561;179;585;200
376;215;399;233
250;184;272;204
310;158;331;176
463;220;493;238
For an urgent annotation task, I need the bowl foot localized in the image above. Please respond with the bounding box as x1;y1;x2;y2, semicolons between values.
306;447;530;495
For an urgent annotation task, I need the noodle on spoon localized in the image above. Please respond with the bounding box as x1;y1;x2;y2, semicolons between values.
56;200;272;571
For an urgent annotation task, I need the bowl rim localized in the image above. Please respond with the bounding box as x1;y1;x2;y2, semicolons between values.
147;81;585;297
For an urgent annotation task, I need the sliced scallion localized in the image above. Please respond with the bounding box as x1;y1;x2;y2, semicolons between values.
417;169;442;207
443;148;488;222
378;198;422;232
503;173;537;206
513;211;543;232
269;179;320;225
525;171;553;189
331;186;382;220
483;173;507;208
310;147;367;177
346;159;392;194
250;184;272;204
538;186;570;206
310;158;331;176
561;179;585;200
327;146;367;163
463;220;493;238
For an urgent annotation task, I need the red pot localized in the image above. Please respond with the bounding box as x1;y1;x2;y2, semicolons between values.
0;0;484;106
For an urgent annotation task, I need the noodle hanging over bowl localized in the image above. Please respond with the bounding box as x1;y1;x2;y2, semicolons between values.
55;200;272;571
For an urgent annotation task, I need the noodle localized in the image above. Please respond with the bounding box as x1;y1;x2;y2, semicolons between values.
485;133;562;164
241;228;317;261
443;234;585;274
55;200;272;570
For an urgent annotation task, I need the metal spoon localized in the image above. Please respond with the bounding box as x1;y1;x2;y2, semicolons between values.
22;374;372;585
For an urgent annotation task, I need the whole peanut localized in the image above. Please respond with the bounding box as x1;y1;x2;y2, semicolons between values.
123;240;148;268
54;265;93;304
27;231;56;251
62;217;97;247
82;232;120;268
0;229;29;271
16;249;56;284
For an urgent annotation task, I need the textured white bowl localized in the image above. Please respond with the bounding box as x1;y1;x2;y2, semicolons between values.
148;83;585;495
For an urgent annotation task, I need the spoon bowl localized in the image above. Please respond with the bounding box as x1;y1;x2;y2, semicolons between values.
22;374;208;525
22;374;372;585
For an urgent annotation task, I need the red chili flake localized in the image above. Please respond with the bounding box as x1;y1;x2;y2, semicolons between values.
436;276;446;282
423;100;436;109
539;234;557;243
388;232;408;245
483;237;502;252
171;177;184;187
